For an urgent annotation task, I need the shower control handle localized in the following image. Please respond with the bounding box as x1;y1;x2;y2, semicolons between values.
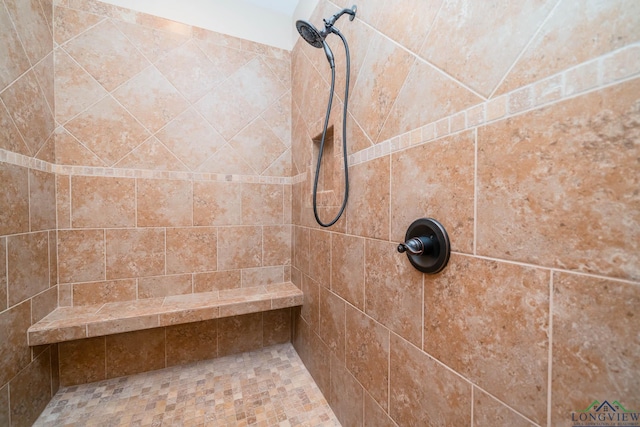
397;236;434;256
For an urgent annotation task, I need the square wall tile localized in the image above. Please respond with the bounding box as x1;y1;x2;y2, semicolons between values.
137;179;192;227
106;328;165;378
217;226;262;270
7;231;49;306
31;286;57;324
241;266;283;287
551;272;640;425
193;270;241;293
29;169;56;231
193;181;242;226
346;156;390;240
218;312;263;357
423;254;549;424
106;228;165;279
0;301;31;386
345;304;389;411
57;229;105;283
71;176;135;228
0;384;8;427
166;319;217;367
308;229;330;288
263;308;292;346
262;225;291;267
9;347;52;427
331;233;365;310
55;175;71;229
0;238;6;312
166;227;217;274
474;387;536;427
58;336;106;387
319;288;345;360
390;333;471;426
241;183;284;225
0;163;29;235
329;354;364;427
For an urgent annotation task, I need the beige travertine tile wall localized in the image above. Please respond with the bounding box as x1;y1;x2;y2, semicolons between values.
292;1;640;426
52;0;293;307
0;0;59;425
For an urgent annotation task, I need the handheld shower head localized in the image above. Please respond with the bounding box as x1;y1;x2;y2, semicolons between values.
295;20;325;48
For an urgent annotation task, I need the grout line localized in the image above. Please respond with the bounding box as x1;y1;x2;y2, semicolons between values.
488;0;562;99
547;271;554;427
470;385;474;427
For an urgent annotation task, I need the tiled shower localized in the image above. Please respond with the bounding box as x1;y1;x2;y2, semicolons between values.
1;0;638;426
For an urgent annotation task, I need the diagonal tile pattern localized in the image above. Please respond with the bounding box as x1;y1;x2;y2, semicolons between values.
34;344;340;427
54;7;292;176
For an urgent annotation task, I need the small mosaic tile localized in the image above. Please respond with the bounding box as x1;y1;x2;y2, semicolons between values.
34;343;340;426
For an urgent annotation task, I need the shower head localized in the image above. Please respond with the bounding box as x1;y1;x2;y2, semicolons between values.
296;20;325;49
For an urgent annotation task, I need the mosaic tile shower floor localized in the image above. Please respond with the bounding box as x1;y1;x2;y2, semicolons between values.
34;344;340;427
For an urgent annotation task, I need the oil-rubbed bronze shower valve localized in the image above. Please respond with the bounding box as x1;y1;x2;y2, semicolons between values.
397;218;451;274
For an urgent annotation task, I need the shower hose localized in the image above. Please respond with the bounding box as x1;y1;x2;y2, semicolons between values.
313;30;350;227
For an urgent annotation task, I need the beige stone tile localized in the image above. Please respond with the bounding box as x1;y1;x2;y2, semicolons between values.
55;174;71;229
217;226;262;270
293;226;309;275
390;130;475;251
349;32;415;143
156;108;226;171
603;45;640;83
138;274;192;299
478;80;640;280
263;225;291;267
217;312;263;357
486;95;507;121
0;70;54;155
58;284;72;307
33;50;54;121
9;347;52;427
54;127;105;167
260;91;291;147
497;0;640;95
71;176;135;228
565;60;599;96
193;181;241;226
64;95;151;166
105;228;165;279
301;275;319;333
7;232;49;306
72;279;136;306
166;227;217;274
28;170;55;232
166;319;217;367
54;49;107;124
87;314;160;338
58;229;104;283
113;65;188;133
364;392;396;427
230;117;288;175
4;0;52;65
219;297;271;318
365;239;423;347
345;305;389;411
263;308;291;346
58;336;106;386
306;324;331;397
474;387;536;427
31;286;57;324
0;2;30;92
106;328;165;378
508;86;533;113
193;270;240;293
0;163;29;235
63;19;150;91
114;136;188;172
308;229;331;288
154;39;223;104
380;59;483;142
0;99;29;155
241;266;283;287
48;229;57;292
331;234;365;310
346;156;390;240
551;272;640;425
113;19;189;63
390;333;471;426
0;383;8;427
194;35;254;77
0;301;31;385
158;306;218;327
195;57;287;140
424;255;549;424
53;6;103;45
319;288;345;360
241;183;284;225
329;354;364;427
0;238;6;312
534;74;563;106
137;179;192;227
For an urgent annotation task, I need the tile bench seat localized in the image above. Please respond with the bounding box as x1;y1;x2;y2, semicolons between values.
28;282;303;346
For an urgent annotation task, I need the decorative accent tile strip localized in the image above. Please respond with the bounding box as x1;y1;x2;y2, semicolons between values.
347;42;640;167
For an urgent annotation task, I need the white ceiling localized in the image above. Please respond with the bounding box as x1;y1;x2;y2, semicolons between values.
99;0;317;50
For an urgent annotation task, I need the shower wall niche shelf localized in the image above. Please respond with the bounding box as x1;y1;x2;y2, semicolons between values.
27;282;303;346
